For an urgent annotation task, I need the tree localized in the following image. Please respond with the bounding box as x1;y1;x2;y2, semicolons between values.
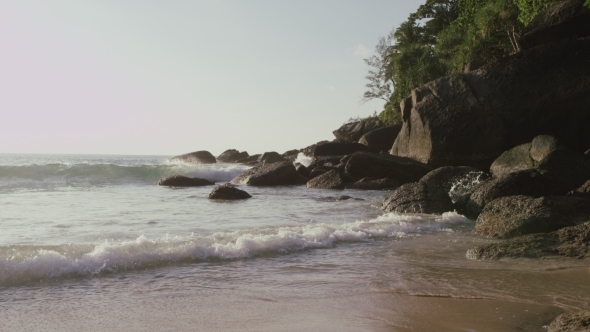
361;32;395;105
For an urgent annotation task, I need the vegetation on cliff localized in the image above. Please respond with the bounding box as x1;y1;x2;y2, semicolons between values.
363;0;561;124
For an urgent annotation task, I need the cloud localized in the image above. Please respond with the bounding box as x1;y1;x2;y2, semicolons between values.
348;44;370;57
327;86;336;91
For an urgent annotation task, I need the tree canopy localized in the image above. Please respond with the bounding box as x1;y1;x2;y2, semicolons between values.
363;0;561;124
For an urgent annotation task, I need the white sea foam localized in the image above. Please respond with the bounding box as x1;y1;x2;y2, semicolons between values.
448;171;487;203
0;212;471;284
294;153;312;167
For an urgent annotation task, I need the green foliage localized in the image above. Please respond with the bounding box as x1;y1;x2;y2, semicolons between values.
585;0;590;7
514;0;561;25
378;102;402;125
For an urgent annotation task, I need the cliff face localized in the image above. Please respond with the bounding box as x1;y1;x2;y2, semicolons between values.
390;37;590;170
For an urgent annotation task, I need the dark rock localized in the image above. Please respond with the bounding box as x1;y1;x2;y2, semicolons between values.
458;169;568;219
548;310;590;332
466;221;590;260
170;151;216;164
346;177;400;190
344;152;432;186
282;149;300;157
537;148;590;191
258;152;286;164
217;149;249;163
158;175;215;187
301;141;330;157
520;0;590;50
332;119;384;143
236;154;261;165
585;149;590;155
472;195;575;238
421;166;488;201
569;180;590;197
306;170;346;189
313;142;372;157
358;125;402;153
317;195;363;202
390;38;590;170
294;163;310;178
307;157;342;172
230;162;306;186
308;167;330;180
530;135;563;163
464;59;486;73
208;184;252;200
382;181;453;214
490;143;535;178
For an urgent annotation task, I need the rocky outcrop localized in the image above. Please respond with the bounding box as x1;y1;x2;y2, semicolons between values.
382;181;453;214
569;180;590;197
313;142;372;157
472;195;575;238
457;169;568;219
466;221;590;260
306;170;346;189
344;152;432;187
308;167;331;180
520;0;590;50
236;154;261;165
294;163;310;178
258;152;286;164
230;162;306;186
537;148;590;192
208;184;252;200
358;125;402;153
217;149;249;163
332;119;384;143
548;310;590;332
170;151;217;164
346;177;400;190
464;59;486;73
301;141;330;157
390;38;590;170
158;175;215;187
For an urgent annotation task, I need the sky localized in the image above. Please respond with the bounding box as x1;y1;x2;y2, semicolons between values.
0;0;423;156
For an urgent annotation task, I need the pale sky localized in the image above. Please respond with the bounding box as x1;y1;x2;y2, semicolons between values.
0;0;423;156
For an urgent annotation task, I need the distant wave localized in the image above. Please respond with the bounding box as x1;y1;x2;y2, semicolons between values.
0;162;250;190
0;212;471;285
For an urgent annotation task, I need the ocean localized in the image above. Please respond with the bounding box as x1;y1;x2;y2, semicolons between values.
1;153;588;331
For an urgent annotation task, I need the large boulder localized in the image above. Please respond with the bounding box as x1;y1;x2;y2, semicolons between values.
569;180;590;197
390;38;590;170
301;141;330;157
170;151;216;164
466;221;590;260
217;149;249;163
346;177;400;190
258;152;286;164
332;119;384;143
548;310;590;332
382;181;453;214
306;170;347;189
358;125;402;153
313;142;372;157
236;154;261;165
158;175;215;187
537;148;590;191
208;184;252;200
344;152;432;186
230;162;306;186
472;195;575;239
519;0;590;50
457;169;568;219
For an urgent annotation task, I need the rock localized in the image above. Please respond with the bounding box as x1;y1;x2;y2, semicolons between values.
308;167;330;180
313;142;372;157
490;143;535;178
382;181;453;214
464;59;486;73
390;38;590;170
530;135;563;163
230;162;306;186
520;0;590;50
282;149;300;157
472;195;575;238
332;119;384;143
548;310;590;332
158;175;215;187
301;141;330;157
317;195;363;202
537;148;590;192
235;154;261;165
466;221;590;260
569;180;590;197
294;163;310;178
346;177;400;190
217;149;249;163
344;152;432;186
358;125;402;153
208;184;252;200
421;166;488;201
258;152;286;164
170;151;216;164
585;149;590;155
308;157;342;171
306;170;346;189
458;169;568;219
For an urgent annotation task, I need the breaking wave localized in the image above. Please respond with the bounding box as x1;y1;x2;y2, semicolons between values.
0;212;471;285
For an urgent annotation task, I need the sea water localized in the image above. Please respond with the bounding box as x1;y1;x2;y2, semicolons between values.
0;154;588;331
